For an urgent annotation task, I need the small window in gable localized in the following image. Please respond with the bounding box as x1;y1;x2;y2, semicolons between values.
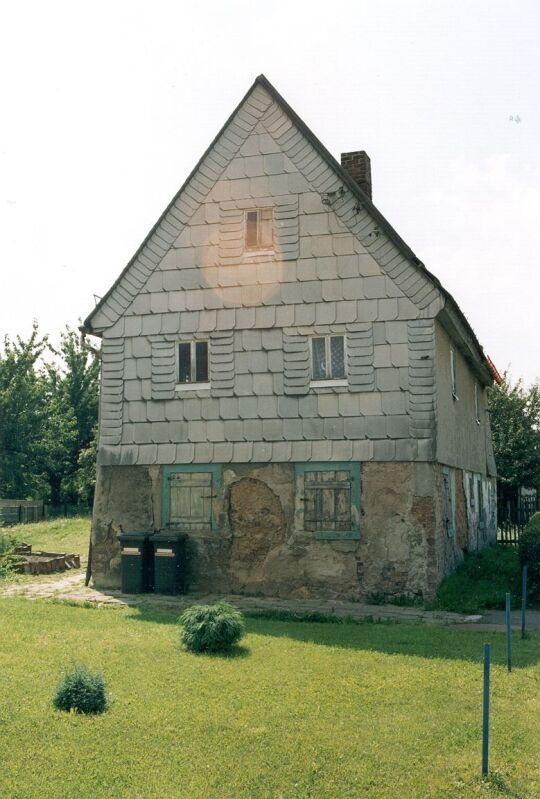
474;383;481;424
245;208;273;251
177;341;209;386
311;335;346;383
450;347;458;399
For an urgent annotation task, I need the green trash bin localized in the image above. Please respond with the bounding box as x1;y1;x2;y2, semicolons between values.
119;532;153;594
151;532;187;595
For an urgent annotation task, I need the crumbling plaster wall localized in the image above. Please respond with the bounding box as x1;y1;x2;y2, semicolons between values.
92;461;447;600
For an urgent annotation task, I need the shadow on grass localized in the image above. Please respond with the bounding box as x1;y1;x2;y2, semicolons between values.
180;644;251;660
125;603;540;669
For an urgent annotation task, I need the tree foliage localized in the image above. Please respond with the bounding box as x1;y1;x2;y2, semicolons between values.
0;323;100;504
488;376;540;497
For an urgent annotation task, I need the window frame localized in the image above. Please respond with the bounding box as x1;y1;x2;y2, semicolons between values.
442;466;455;538
244;207;274;253
175;340;210;391
450;347;458;400
474;383;481;425
309;335;348;387
161;464;222;531
294;462;361;540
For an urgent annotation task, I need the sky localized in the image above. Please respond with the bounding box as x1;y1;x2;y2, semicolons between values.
1;0;539;386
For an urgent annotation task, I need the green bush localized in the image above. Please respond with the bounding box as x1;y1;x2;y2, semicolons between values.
519;512;540;602
53;665;107;714
0;533;26;578
179;602;245;653
430;545;520;614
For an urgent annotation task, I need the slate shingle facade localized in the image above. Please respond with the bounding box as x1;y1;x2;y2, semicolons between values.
83;76;497;600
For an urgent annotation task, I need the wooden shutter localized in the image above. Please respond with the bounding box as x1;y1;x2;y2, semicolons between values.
347;325;375;391
283;332;310;395
168;471;214;530
209;331;234;396
151;341;176;400
100;337;124;446
304;470;352;532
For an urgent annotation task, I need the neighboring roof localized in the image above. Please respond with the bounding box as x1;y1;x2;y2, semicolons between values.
83;73;494;381
486;356;504;385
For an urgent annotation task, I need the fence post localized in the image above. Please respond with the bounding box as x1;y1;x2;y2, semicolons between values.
521;565;527;639
482;643;490;777
505;593;512;672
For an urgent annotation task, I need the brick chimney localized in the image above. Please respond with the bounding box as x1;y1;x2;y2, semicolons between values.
340;151;372;200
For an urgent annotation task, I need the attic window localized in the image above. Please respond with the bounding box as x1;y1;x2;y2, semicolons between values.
177;341;208;386
311;336;346;383
245;208;273;251
474;383;481;424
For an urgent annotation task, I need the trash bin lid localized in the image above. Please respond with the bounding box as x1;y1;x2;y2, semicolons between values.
118;531;151;543
151;530;188;543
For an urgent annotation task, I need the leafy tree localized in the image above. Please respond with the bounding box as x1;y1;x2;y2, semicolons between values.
488;376;540;500
0;324;50;498
0;324;100;504
46;328;100;504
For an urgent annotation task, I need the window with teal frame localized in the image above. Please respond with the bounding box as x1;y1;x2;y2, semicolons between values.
294;462;361;540
161;464;222;531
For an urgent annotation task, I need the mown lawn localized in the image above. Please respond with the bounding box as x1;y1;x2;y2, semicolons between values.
0;599;538;799
4;516;90;560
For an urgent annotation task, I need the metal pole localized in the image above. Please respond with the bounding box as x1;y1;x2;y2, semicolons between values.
482;643;490;777
521;565;527;639
505;592;512;672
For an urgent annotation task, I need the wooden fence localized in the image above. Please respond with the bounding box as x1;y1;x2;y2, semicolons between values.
0;500;46;526
0;501;91;527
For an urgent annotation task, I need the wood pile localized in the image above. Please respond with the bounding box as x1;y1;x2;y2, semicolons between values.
14;545;80;575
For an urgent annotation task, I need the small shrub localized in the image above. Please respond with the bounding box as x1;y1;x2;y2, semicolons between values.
179;602;245;653
0;534;26;579
519;512;540;602
430;545;520;613
53;665;107;714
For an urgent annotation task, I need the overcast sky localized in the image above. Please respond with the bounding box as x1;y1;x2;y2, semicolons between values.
1;0;539;386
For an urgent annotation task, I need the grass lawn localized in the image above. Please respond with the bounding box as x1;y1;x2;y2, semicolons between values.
3;516;90;561
0;599;538;799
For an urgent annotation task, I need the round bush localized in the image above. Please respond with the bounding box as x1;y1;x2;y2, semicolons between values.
53;665;107;714
519;512;540;602
179;602;245;653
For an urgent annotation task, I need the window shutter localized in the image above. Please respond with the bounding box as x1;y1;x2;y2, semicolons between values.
274;199;299;261
347;325;375;392
209;331;234;396
283;332;310;395
151;341;176;400
100;337;124;446
218;207;244;266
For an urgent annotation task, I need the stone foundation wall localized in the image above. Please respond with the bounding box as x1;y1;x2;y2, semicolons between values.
91;460;489;600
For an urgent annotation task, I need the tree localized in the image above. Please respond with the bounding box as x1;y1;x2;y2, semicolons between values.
488;376;540;501
0;324;100;504
45;328;100;504
0;324;50;498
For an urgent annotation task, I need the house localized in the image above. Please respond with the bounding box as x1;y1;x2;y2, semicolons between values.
82;75;498;601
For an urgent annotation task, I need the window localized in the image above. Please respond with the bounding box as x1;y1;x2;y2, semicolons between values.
177;341;208;385
450;348;458;399
474;384;481;424
311;336;346;383
295;463;360;540
245;208;273;251
162;465;221;531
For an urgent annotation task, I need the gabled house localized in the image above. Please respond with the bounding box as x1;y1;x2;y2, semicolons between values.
82;75;497;600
